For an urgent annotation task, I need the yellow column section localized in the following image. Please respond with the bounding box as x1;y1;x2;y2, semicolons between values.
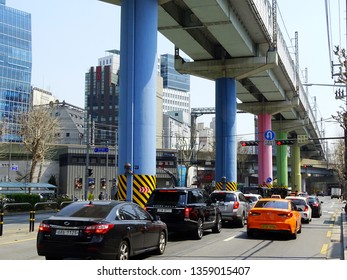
290;145;302;192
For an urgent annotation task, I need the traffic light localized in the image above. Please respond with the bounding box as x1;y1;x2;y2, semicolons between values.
276;139;295;146
88;168;93;177
240;141;259;146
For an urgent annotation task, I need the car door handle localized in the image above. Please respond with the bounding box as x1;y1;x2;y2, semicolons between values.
126;226;133;231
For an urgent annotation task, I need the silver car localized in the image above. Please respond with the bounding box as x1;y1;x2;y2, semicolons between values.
210;191;251;227
244;193;262;208
285;196;312;223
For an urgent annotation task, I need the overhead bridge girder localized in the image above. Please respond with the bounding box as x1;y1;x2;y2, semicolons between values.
174;50;278;81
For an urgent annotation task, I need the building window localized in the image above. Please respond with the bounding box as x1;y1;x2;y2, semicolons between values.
66;133;70;137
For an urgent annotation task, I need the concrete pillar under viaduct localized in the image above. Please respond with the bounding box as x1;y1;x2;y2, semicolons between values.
117;0;158;206
215;78;237;190
291;145;302;193
276;131;288;188
257;114;273;187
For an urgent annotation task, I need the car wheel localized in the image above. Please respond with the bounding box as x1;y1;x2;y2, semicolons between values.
45;256;62;260
155;231;166;255
117;240;130;260
193;218;204;240
212;214;222;233
237;213;245;228
290;225;298;239
247;229;254;238
298;224;302;234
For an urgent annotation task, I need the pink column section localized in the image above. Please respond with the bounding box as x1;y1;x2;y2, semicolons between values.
257;114;273;186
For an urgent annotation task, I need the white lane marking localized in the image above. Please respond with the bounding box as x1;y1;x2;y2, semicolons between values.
224;234;239;241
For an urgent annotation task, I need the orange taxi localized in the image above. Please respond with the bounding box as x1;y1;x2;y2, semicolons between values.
247;198;302;239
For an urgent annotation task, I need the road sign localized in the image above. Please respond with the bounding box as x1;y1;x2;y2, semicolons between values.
94;147;109;153
11;165;18;171
264;130;275;141
266;177;272;183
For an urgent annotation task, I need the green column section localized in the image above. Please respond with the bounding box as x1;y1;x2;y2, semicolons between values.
290;145;301;192
276;131;288;187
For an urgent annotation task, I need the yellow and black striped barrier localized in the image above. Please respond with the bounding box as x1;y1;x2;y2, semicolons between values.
215;181;237;191
117;174;156;208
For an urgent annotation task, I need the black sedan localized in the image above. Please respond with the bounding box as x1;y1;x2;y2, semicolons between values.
307;196;323;218
37;200;168;260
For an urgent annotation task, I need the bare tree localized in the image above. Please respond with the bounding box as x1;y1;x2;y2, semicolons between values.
20;105;60;185
332;46;347;187
329;139;345;187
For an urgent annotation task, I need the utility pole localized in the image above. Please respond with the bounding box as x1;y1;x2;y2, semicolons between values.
84;114;91;200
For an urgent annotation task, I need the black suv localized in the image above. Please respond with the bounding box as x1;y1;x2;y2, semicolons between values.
145;187;222;239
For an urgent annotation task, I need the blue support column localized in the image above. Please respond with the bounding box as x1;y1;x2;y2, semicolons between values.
215;78;237;190
118;0;158;202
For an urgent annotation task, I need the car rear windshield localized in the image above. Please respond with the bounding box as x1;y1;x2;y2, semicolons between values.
56;203;114;218
288;199;306;206
246;196;259;202
254;200;288;210
210;193;236;203
147;191;187;206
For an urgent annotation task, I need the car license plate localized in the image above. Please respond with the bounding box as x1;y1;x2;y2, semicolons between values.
261;224;276;229
157;208;172;213
55;229;79;236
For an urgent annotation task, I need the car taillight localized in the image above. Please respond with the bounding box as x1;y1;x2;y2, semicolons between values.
313;203;319;207
84;224;114;235
249;211;261;216
278;212;293;218
233;201;240;209
38;222;51;232
184;207;192;219
304;205;309;211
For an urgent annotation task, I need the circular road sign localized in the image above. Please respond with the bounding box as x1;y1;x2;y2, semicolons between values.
264;130;275;141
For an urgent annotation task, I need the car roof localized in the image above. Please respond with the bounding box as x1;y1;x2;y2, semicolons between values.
259;198;286;201
285;196;306;200
71;200;125;206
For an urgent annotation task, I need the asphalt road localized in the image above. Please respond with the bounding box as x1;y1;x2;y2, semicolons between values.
0;197;345;260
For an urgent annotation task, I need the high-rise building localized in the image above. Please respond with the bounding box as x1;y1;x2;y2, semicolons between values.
160;54;190;113
0;0;32;142
85;50;120;146
85;50;164;149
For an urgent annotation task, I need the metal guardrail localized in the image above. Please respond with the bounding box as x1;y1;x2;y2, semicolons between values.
0;201;74;236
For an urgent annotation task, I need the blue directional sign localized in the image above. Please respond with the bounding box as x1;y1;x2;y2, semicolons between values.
264;130;275;141
94;147;109;153
11;165;18;171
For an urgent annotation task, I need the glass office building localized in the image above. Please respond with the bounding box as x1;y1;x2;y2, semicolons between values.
0;1;32;142
160;54;190;113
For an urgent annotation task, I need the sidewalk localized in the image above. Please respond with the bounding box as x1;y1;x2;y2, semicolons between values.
0;222;39;245
341;211;347;260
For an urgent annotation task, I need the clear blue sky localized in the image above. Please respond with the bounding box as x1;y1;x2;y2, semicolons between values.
6;0;346;142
